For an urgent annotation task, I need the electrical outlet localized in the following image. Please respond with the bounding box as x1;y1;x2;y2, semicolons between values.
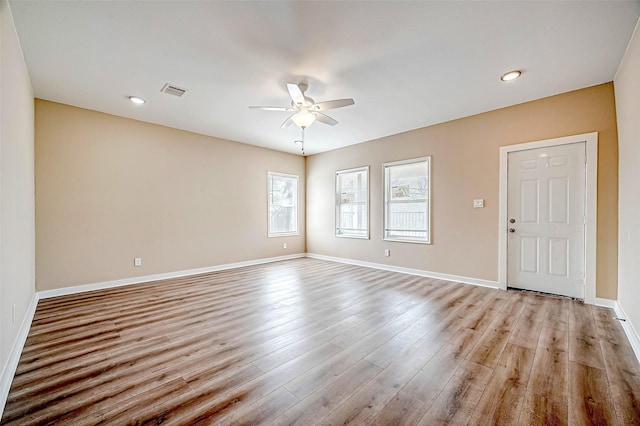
384;249;390;257
473;199;484;208
283;243;287;249
134;257;142;267
12;305;16;323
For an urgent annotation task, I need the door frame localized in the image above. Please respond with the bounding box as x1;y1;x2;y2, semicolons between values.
498;132;598;303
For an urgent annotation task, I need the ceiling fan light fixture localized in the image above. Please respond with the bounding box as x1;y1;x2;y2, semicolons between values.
291;112;315;128
500;70;522;81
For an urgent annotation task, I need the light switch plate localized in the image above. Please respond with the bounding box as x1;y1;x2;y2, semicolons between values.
473;199;484;208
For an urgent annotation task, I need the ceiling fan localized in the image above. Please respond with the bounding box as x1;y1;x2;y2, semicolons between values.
249;82;355;129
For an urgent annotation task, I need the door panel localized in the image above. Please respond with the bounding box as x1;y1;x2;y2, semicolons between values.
507;142;586;299
548;178;568;223
520;237;539;273
548;238;569;277
520;180;539;223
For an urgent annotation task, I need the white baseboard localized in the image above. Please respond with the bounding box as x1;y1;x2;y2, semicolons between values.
38;253;306;300
613;301;640;364
0;294;38;420
595;298;617;308
305;253;500;289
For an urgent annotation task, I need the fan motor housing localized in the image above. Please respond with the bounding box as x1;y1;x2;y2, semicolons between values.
292;96;315;109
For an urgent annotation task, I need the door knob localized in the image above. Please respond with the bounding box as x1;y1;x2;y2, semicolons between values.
509;228;516;233
509;218;516;223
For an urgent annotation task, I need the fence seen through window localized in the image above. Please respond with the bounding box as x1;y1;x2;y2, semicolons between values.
268;172;298;237
383;157;431;243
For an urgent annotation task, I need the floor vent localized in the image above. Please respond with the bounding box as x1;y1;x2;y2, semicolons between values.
161;83;187;97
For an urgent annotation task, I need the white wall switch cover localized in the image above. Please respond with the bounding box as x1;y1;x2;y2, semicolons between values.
134;257;142;267
473;199;484;208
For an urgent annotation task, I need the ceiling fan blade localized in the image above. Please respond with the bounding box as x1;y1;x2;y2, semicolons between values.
249;106;294;111
281;114;295;128
314;112;338;126
287;83;305;105
312;98;355;111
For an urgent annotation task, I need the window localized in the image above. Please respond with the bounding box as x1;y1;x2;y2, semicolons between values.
336;166;369;238
268;172;298;237
383;157;431;243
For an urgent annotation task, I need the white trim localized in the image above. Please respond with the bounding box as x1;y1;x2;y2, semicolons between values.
595;298;617;308
614;301;640;364
336;165;370;175
38;253;305;299
335;165;370;239
0;295;38;420
614;16;640;81
498;132;598;304
306;253;500;289
382;156;432;244
267;171;300;238
5;1;35;96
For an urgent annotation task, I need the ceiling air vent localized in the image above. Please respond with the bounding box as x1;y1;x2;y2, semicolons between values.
160;83;187;97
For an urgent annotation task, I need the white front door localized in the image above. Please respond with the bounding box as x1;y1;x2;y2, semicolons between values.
507;142;586;299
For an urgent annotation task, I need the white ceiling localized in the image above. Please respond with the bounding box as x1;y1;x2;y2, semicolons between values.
8;1;640;155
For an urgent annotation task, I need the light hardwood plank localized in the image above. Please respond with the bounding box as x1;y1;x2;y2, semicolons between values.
569;301;605;370
568;361;617;425
229;387;299;425
518;392;568;426
273;359;382;425
399;345;462;406
417;360;493;425
538;324;569;353
528;347;568;404
2;258;639;425
321;340;439;425
468;343;535;425
592;306;640;425
369;391;430;426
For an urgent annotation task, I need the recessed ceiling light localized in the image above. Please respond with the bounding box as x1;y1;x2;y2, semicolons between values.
128;96;146;104
500;70;522;81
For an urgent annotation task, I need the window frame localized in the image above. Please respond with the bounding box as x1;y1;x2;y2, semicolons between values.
335;166;370;239
267;171;299;237
383;156;431;244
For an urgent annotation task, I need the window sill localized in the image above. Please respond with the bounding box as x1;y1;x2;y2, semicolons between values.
268;232;299;238
383;237;431;245
335;234;370;240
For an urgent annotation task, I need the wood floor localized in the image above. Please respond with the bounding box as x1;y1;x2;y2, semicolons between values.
2;258;640;425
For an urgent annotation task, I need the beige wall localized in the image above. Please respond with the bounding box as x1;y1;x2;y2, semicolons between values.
0;0;35;394
35;100;305;291
615;20;640;336
36;84;619;297
307;83;618;299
